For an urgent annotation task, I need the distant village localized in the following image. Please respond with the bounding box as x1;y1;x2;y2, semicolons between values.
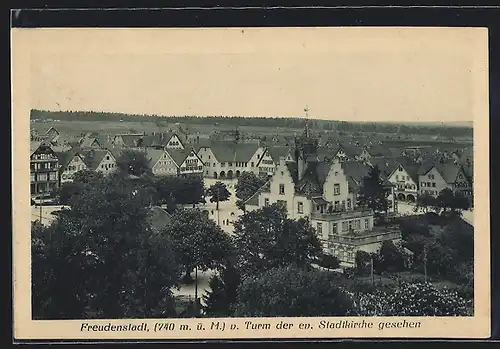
30;117;474;268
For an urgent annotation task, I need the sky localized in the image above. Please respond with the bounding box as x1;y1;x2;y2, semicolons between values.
21;27;487;123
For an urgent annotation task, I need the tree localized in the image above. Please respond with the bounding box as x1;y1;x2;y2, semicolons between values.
205;181;231;224
73;169;104;184
415;193;437;214
175;175;205;206
357;165;389;214
378;240;406;272
235;172;266;201
58;181;85;205
116;149;150;177
355;250;372;274
233;265;355;317
317;253;340;270
32;176;182;319
202;261;241;317
436;188;455;214
162;207;233;308
233;204;322;278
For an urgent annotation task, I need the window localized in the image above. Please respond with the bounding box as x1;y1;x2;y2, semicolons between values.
342;222;348;232
297;202;303;214
277;200;287;211
264;198;269;207
332;223;338;235
279;184;285;195
364;219;369;229
334;183;340;195
316;223;323;236
396;175;399;180
213;163;216;167
406;176;409;181
347;198;352;209
251;162;254;167
432;182;436;187
398;166;403;171
355;220;360;229
229;162;232;166
348;220;353;231
106;156;110;160
421;182;426;187
427;182;431;186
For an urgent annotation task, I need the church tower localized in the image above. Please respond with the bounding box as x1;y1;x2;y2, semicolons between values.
294;106;319;181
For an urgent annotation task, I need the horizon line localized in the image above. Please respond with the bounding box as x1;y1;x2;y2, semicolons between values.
30;109;473;127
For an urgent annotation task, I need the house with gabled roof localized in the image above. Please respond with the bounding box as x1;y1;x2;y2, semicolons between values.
243;130;401;267
387;159;420;203
197;141;264;179
256;146;295;177
79;137;102;149
30;141;60;197
56;150;89;184
167;148;204;176
44;126;60;143
458;147;473;183
111;133;146;149
145;149;178;176
80;149;117;176
418;161;472;199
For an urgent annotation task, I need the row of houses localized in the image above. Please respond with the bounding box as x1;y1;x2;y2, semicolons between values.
30;127;474;205
29;140;205;198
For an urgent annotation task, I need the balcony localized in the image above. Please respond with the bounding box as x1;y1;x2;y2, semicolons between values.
327;227;401;246
311;208;373;221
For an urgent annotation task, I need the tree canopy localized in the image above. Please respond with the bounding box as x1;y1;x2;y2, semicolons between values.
32;175;181;319
234;265;355;317
357;165;389;214
161;208;234;276
205;181;231;211
116;149;151;177
233;203;322;278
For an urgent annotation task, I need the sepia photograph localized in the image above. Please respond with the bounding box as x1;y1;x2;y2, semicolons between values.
12;26;490;340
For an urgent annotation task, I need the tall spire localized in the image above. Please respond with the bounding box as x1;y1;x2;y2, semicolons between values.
304;105;310;138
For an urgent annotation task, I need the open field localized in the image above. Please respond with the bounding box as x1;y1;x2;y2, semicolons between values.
31;120;473;147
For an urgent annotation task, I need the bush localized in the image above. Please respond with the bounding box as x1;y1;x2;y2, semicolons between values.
317;254;340;270
354;281;473;316
234;265;356;317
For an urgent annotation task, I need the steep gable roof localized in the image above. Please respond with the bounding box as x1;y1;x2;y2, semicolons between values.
388;159;420;183
166;149;189;166
145;149;167;168
265;146;293;163
209;142;260;163
80;137;100;148
341;161;371;193
55;149;82;170
30;141;42;156
117;134;144;147
435;163;465;184
81;149;112;170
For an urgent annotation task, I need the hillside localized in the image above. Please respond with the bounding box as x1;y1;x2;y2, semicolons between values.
30;109;473;138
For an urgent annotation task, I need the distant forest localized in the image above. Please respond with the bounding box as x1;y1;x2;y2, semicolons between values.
30;109;473;138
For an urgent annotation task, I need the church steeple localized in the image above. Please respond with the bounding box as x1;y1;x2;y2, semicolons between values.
294;105;318;181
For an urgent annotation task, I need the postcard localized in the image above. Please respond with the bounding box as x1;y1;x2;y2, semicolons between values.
12;26;490;341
